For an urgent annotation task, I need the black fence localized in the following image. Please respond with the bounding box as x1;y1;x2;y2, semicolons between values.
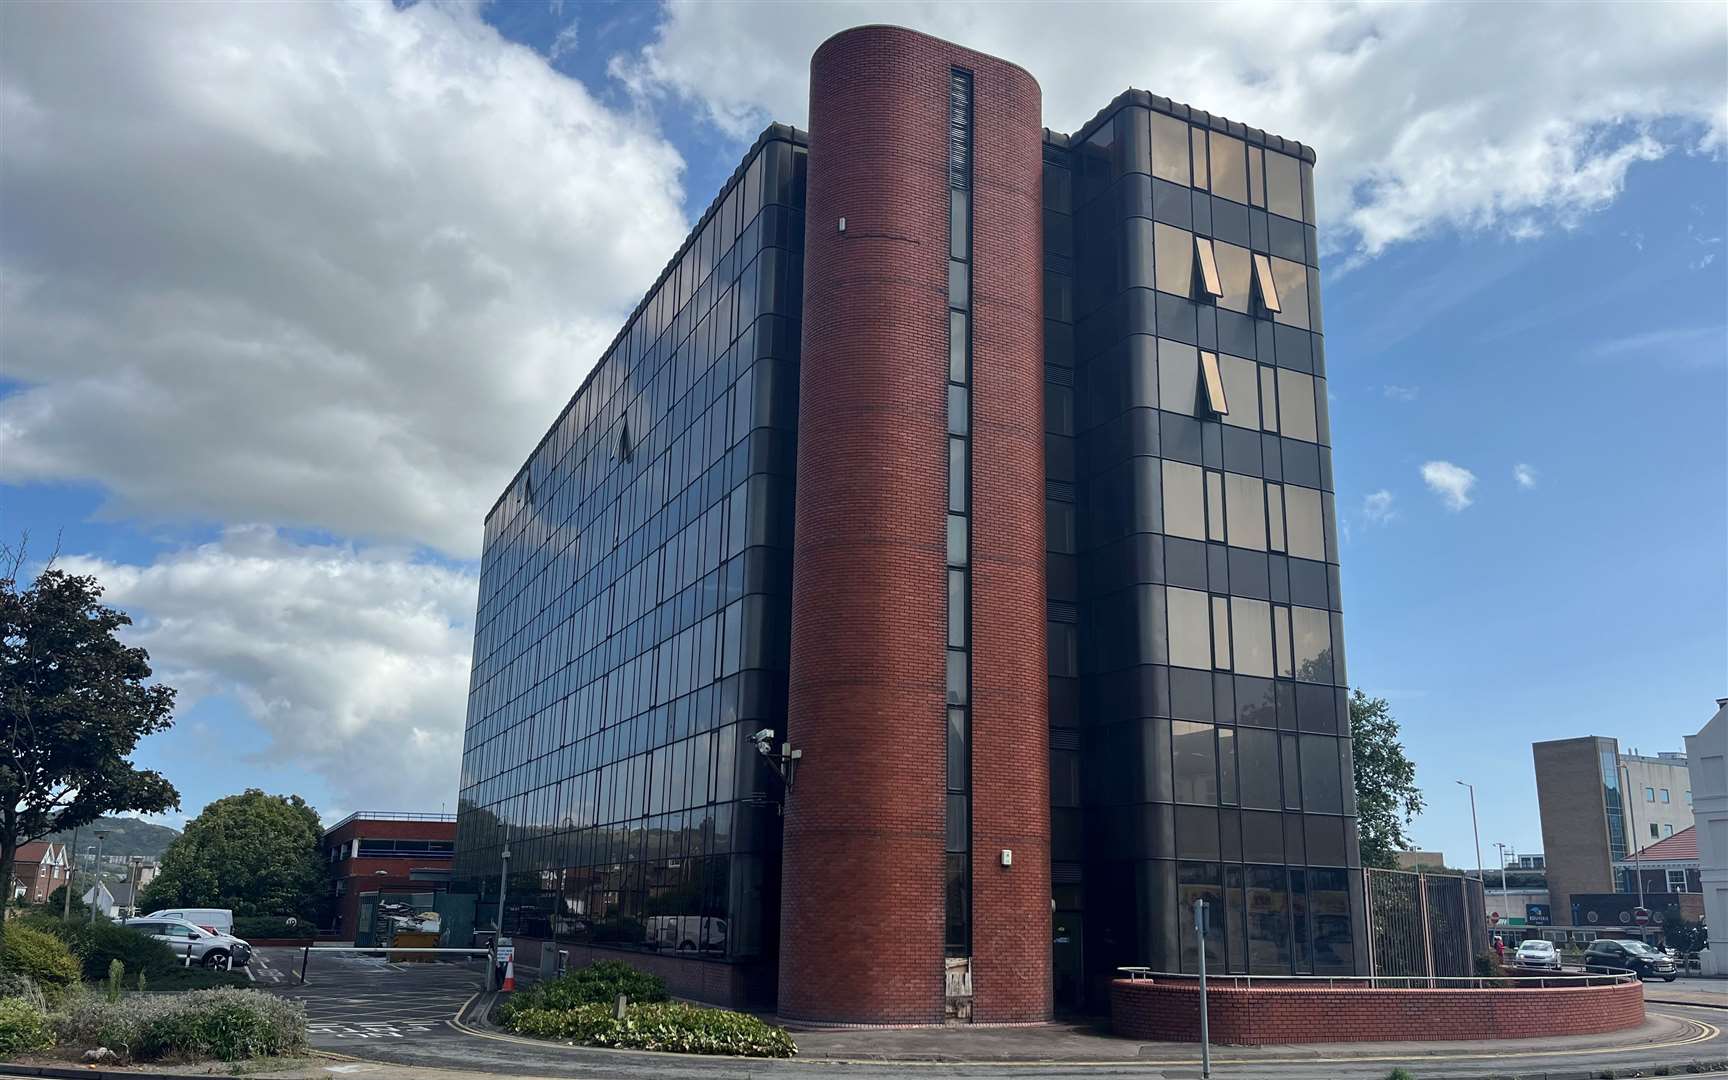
1364;868;1488;978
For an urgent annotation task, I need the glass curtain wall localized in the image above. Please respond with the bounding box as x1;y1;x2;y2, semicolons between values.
454;130;807;980
1058;99;1360;994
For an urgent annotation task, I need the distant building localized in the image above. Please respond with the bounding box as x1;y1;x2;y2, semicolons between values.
1685;698;1726;971
321;812;456;939
10;842;69;904
81;880;118;919
1504;852;1546;871
1394;851;1448;871
1612;825;1704;922
1534;736;1695;925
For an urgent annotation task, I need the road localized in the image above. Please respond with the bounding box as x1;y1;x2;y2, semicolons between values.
251;949;1728;1080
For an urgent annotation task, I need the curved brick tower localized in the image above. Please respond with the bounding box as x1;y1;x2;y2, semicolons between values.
779;25;1049;1025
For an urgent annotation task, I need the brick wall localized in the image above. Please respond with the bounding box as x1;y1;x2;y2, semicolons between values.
1109;977;1645;1044
780;24;1047;1025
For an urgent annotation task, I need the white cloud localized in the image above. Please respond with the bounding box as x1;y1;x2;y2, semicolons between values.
1383;384;1421;402
1421;460;1477;511
1362;489;1398;525
61;528;476;814
0;1;690;558
614;1;1726;258
1513;463;1538;489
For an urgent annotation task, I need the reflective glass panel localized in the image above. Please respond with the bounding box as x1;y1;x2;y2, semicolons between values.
1158;339;1200;416
1266;483;1286;552
1292;606;1332;683
1274;605;1293;677
1163;460;1206;541
1252;253;1282;313
1167;587;1212;670
1230;597;1274;677
948;438;967;513
1206;471;1225;542
1225;473;1267;550
1194;236;1224;297
1265;151;1303;221
1219;354;1259;430
1191;126;1209;190
1259;366;1280;433
949;311;968;382
1173;720;1218;803
1155;223;1195;297
1200;351;1229;415
1277;370;1318;442
1214;241;1252;313
947;570;966;648
950;190;969;260
947;514;968;566
948;259;969;310
1150;112;1191;184
1211;595;1231;669
1270;257;1310;330
1284;485;1324;560
1209;131;1248;204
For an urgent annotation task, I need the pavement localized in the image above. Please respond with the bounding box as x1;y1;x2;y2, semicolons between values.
1646;975;1728;1009
230;948;1728;1080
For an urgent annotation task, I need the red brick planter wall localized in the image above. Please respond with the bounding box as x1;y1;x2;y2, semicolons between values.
1110;977;1645;1044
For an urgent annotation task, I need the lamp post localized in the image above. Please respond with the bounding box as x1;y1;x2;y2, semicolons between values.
61;827;79;920
1455;780;1484;887
1618;764;1646;912
1493;841;1512;908
89;832;107;923
488;829;511;992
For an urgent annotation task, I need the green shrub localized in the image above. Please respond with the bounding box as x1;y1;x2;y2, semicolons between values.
231;916;314;940
0;996;55;1057
106;959;124;1003
0;972;46;1011
505;1001;794;1058
503;959;669;1021
1473;951;1510;987
24;918;181;982
57;988;307;1062
0;924;80;1003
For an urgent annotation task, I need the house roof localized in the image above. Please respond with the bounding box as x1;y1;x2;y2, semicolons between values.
1619;825;1698;865
13;842;65;864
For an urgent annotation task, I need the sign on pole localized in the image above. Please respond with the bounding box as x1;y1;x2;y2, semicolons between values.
1194;898;1211;1080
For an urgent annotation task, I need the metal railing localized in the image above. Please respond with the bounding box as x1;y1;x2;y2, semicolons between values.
1116;967;1638;990
287;944;491;984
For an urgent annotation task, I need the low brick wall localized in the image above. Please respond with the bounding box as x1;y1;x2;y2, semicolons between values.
509;937;774;1010
1110;977;1645;1044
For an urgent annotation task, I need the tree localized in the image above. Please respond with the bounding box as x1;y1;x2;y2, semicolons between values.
0;544;179;913
1349;689;1425;869
140;790;324;917
1661;909;1708;954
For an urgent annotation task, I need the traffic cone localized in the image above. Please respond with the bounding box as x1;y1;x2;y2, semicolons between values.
502;958;515;992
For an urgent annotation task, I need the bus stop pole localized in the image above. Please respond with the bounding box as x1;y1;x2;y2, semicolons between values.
1195;898;1211;1080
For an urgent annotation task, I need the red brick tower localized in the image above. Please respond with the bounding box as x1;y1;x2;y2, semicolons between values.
780;24;1049;1025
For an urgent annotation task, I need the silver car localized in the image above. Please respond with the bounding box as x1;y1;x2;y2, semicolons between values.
123;917;253;969
1514;939;1559;968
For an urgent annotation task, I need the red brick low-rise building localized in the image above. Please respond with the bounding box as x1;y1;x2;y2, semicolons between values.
321;812;455;939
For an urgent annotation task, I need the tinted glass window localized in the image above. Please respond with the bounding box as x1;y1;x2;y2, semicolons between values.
1214;241;1252;313
1265;151;1303;221
1284;486;1324;560
1225;473;1267;551
1167;587;1212;670
1277;370;1317;443
1270;257;1310;330
1245;865;1291;972
1150;112;1190;185
1300;735;1342;812
1218;354;1258;430
1163;461;1206;541
1230;597;1273;677
1158;339;1200;417
1237;728;1281;808
1209;131;1247;204
1292;606;1333;683
1154;223;1194;297
1172;720;1218;804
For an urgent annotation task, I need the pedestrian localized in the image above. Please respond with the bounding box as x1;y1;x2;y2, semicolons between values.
1493;936;1505;962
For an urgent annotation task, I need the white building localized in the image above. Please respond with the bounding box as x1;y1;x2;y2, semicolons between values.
1684;698;1726;974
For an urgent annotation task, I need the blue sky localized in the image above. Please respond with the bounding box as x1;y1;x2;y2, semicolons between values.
1;1;1723;873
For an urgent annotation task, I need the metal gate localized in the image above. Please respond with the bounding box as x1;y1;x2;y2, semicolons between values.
1364;868;1486;979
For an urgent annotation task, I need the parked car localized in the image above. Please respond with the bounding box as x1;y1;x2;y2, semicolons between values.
143;907;233;935
124;917;253;969
1514;939;1560;969
1582;939;1676;981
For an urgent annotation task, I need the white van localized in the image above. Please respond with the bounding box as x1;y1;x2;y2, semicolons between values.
144;908;233;935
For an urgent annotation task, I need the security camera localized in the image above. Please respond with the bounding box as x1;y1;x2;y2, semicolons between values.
750;728;776;755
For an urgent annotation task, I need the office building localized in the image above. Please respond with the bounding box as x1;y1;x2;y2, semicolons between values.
453;25;1356;1023
1533;736;1694;926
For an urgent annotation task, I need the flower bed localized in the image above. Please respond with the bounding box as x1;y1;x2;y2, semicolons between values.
505;1000;795;1058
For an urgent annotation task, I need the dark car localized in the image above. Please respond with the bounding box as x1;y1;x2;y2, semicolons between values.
1582;939;1676;981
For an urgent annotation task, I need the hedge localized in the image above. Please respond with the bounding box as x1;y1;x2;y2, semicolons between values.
500;959;668;1022
505;1001;795;1058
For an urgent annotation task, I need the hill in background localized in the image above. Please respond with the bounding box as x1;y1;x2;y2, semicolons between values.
46;816;179;858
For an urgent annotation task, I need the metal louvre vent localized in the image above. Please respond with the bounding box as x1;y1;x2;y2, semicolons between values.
1046;479;1075;501
1048;601;1078;623
1049;727;1081;751
948;70;973;191
1045;364;1074;387
1052;862;1083;884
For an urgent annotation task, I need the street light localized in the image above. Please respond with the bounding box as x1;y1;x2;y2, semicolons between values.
89;832;107;924
1493;841;1513;909
1455;780;1484;887
488;828;511;992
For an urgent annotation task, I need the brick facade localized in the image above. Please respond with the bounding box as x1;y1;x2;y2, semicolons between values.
779;25;1048;1025
1110;977;1646;1044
